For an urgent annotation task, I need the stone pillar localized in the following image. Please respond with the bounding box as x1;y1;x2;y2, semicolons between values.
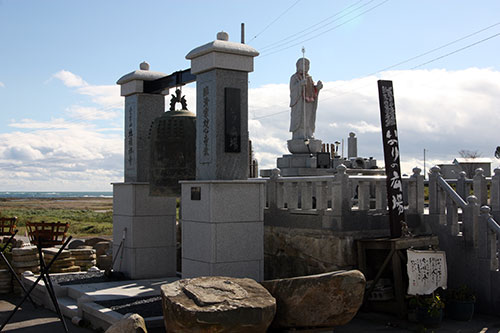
186;31;258;180
112;62;177;279
347;132;357;158
117;62;167;182
181;32;264;281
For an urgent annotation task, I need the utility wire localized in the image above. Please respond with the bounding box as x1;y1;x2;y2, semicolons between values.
366;21;500;76
260;0;390;57
259;0;374;52
252;27;500;120
410;31;500;69
249;0;302;43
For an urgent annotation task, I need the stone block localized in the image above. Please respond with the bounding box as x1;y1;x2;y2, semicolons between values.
215;222;264;262
114;245;176;279
113;183;177;216
181;181;265;222
182;221;216;263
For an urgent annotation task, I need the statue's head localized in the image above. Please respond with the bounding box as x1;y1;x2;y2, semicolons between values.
296;58;310;74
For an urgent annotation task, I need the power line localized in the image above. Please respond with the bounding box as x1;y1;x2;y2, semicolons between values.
366;21;500;76
410;31;500;69
260;0;390;57
251;27;500;120
249;0;302;43
259;0;368;52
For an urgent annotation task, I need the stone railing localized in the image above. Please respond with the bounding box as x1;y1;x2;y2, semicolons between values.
480;206;500;271
264;165;425;215
428;165;500;271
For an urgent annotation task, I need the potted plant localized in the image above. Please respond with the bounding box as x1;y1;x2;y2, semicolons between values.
446;285;475;321
409;293;445;328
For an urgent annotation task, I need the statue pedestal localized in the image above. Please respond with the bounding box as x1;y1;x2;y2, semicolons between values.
287;138;322;154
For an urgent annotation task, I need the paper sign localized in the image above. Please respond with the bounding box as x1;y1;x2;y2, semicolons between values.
407;249;447;295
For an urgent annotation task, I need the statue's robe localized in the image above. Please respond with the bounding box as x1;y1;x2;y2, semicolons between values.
289;72;319;139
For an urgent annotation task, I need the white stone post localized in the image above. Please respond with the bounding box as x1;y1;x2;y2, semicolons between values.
181;32;264;281
491;168;500;216
456;171;467;200
463;195;479;247
473;168;487;206
112;63;177;279
428;166;446;225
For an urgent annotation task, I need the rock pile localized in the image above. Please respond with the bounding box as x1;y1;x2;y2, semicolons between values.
11;246;39;293
161;276;276;332
43;247;80;273
69;247;96;271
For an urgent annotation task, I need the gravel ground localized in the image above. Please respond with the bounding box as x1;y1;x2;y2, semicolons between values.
95;296;163;318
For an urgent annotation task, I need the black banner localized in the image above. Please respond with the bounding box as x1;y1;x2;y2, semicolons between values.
225;88;241;153
378;80;404;238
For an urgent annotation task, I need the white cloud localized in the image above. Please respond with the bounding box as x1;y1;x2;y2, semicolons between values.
249;68;500;175
53;70;88;88
2;67;500;190
0;81;5;88
66;105;121;121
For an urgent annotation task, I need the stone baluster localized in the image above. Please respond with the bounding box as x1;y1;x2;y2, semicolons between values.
276;181;285;209
473;168;487;206
407;167;423;214
266;168;280;209
491;168;500;217
375;180;387;211
463;195;479;247
428;166;445;225
332;165;351;213
479;206;499;271
315;180;328;211
358;180;370;211
286;182;299;210
301;181;313;210
456;171;467;200
446;195;459;236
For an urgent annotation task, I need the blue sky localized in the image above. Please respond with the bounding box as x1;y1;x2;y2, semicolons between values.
1;0;500;190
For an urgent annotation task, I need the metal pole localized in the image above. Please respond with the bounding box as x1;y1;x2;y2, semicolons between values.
241;23;245;44
424;148;427;180
301;47;306;140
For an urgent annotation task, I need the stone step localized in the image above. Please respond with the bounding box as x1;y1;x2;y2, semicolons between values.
57;296;79;319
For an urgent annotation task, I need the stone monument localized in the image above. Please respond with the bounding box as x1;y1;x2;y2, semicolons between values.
113;62;177;279
180;32;265;281
288;57;323;153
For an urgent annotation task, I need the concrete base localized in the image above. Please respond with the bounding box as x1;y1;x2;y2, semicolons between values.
112;182;176;279
180;180;266;281
277;154;317;169
287;138;322;154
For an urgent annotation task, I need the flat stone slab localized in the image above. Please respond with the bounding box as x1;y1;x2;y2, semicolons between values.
261;270;366;329
161;276;276;332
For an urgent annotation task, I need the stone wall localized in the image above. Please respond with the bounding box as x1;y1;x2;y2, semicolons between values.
264;226;387;280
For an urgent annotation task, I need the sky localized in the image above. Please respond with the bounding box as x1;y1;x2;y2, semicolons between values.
1;0;499;191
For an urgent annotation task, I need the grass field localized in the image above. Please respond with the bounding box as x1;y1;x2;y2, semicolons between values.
0;197;113;238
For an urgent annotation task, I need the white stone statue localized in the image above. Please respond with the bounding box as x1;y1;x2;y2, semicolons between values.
289;57;323;140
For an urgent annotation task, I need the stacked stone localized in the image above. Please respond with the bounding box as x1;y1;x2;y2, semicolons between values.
94;241;112;271
11;246;39;294
69;247;96;271
0;269;12;294
43;247;80;273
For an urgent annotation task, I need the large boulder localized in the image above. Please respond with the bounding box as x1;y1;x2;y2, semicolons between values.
261;270;365;329
105;313;147;333
161;276;276;332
